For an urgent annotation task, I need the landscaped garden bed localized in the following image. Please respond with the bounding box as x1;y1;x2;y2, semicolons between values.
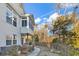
0;44;34;56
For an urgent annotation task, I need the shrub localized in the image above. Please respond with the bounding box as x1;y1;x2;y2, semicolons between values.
52;38;59;43
6;45;20;56
69;49;79;56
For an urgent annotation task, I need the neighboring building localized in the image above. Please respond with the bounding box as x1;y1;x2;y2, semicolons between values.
0;3;35;51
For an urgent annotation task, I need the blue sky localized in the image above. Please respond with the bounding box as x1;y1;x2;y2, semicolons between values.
23;3;79;24
23;3;56;18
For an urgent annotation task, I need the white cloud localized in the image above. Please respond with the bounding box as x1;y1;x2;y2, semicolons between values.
35;18;41;24
42;17;48;23
35;13;61;24
43;18;48;20
67;11;73;15
48;12;60;22
36;13;61;30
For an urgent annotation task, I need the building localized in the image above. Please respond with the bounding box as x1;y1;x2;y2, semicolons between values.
0;3;35;51
21;14;35;44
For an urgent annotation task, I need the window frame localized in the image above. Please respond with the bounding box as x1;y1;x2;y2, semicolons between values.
6;6;17;27
22;20;27;27
13;17;17;27
6;11;12;24
13;40;17;45
6;40;12;45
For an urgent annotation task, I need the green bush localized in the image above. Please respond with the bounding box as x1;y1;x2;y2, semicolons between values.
52;38;59;43
6;45;20;56
34;35;39;42
69;49;79;56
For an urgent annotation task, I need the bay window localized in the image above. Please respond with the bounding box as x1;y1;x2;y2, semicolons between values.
22;20;27;27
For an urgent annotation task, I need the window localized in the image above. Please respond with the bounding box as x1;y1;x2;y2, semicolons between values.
6;10;17;27
21;38;23;45
13;40;17;44
6;40;12;45
6;12;12;24
13;34;17;44
13;17;17;27
13;34;16;39
29;20;34;30
22;20;27;27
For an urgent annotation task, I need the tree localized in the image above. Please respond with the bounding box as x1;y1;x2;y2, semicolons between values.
52;15;76;45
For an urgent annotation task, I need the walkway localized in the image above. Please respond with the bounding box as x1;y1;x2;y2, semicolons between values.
37;46;59;56
28;47;40;56
28;46;59;56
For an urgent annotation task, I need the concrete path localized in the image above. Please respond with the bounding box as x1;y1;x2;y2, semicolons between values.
28;46;59;56
28;47;40;56
37;46;59;56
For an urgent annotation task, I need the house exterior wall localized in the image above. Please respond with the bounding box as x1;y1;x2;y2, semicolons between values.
0;3;35;48
0;3;21;47
8;3;24;16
